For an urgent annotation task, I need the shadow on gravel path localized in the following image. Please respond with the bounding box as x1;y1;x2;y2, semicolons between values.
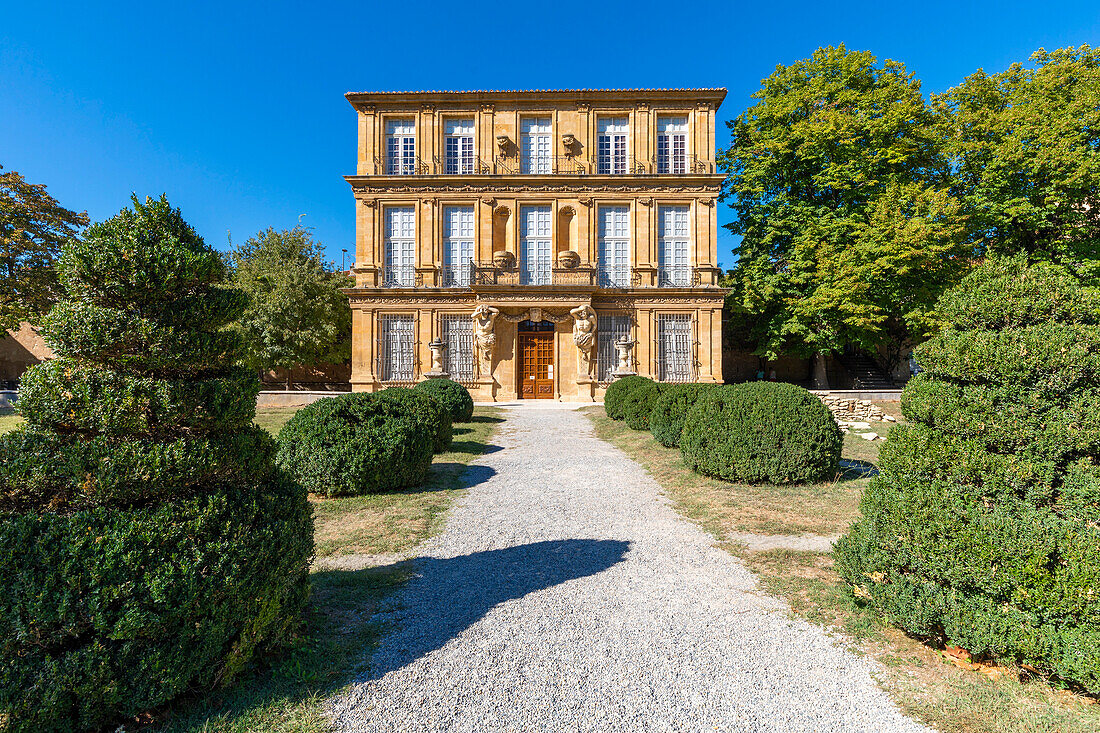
364;538;631;680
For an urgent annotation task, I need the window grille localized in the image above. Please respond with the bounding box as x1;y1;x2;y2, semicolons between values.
521;118;552;174
440;314;475;381
520;205;552;285
597;117;629;174
656;117;688;174
442;206;474;286
657;314;694;382
444;119;475;174
383;206;416;287
657;205;691;286
596;314;632;384
598;205;631;287
386;119;416;175
378;314;415;382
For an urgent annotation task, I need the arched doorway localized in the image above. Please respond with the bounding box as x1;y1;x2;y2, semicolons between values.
517;320;554;399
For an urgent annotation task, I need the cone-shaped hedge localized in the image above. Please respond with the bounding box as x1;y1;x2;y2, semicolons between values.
0;196;314;731
835;256;1100;692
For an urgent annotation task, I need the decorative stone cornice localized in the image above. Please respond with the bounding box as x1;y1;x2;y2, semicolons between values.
346;181;721;196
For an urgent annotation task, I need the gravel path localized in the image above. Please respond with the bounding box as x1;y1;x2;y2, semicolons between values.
327;406;928;733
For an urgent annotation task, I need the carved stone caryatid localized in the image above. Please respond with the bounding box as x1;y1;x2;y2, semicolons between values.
570;305;597;379
472;304;500;378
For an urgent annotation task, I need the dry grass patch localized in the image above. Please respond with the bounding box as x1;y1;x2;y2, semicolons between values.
585;401;1100;733
585;406;866;536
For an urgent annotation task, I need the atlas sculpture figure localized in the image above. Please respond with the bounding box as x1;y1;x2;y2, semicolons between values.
472;304;500;377
570;305;597;377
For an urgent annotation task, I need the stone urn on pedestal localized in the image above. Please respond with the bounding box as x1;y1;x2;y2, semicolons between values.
424;338;450;379
612;335;636;378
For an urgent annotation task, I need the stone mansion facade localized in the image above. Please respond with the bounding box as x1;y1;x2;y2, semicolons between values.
344;87;728;401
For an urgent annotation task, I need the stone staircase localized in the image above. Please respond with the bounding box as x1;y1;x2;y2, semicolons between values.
837;352;896;389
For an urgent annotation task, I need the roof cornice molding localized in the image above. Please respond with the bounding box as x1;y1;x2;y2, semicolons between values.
346;87;727;111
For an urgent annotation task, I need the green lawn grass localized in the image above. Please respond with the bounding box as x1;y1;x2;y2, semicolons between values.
154;406;504;732
0;408;23;435
585;403;1100;733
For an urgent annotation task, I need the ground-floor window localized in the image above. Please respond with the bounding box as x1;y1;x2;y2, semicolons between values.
378;314;415;382
596;314;632;384
657;313;694;382
440;314;475;381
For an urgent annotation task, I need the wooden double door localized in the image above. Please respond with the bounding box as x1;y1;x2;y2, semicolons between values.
518;329;554;399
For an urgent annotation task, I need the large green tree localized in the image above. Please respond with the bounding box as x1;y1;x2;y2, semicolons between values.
229;226;352;384
0;165;88;331
934;45;1100;279
718;46;971;371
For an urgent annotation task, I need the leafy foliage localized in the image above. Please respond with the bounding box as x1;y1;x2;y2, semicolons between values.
412;378;474;423
718;45;971;362
275;393;434;497
835;256;1100;692
379;386;453;453
680;382;842;484
0;195;313;731
934;46;1100;279
649;384;718;447
603;375;653;421
229;226;352;375
622;381;664;431
0;165;88;331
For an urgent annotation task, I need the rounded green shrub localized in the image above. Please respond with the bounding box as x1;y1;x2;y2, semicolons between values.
275;392;434;496
649;384;717;447
0;196;313;731
680;382;841;484
603;375;653;420
622;381;664;431
835;256;1100;693
413;378;474;423
378;386;453;453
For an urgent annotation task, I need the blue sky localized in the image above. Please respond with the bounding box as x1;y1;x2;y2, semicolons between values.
3;1;1099;271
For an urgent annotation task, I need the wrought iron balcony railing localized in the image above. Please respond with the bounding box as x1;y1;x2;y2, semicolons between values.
380;266;420;288
439;261;475;288
366;154;716;176
471;262;598;287
657;265;703;287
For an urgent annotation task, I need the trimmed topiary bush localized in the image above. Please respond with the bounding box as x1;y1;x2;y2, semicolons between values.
379;386;452;452
649;384;717;447
604;375;653;420
622;381;664;431
413;378;474;423
835;256;1100;692
0;196;313;731
680;382;842;484
275;392;434;496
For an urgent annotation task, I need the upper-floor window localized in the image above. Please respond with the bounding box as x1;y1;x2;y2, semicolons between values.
444;119;475;174
386;119;417;175
520;205;552;284
656;117;688;174
598;205;631;287
442;206;474;286
658;205;691;286
383;206;416;287
597;117;629;174
521;118;552;174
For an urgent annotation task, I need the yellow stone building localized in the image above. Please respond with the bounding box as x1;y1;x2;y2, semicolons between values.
344;87;728;401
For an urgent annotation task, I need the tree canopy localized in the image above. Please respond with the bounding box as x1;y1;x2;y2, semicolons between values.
228;226;352;376
935;45;1100;279
720;44;1100;362
718;45;972;363
0;165;88;331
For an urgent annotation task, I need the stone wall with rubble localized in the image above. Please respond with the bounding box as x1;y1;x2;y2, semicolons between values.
815;394;895;422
